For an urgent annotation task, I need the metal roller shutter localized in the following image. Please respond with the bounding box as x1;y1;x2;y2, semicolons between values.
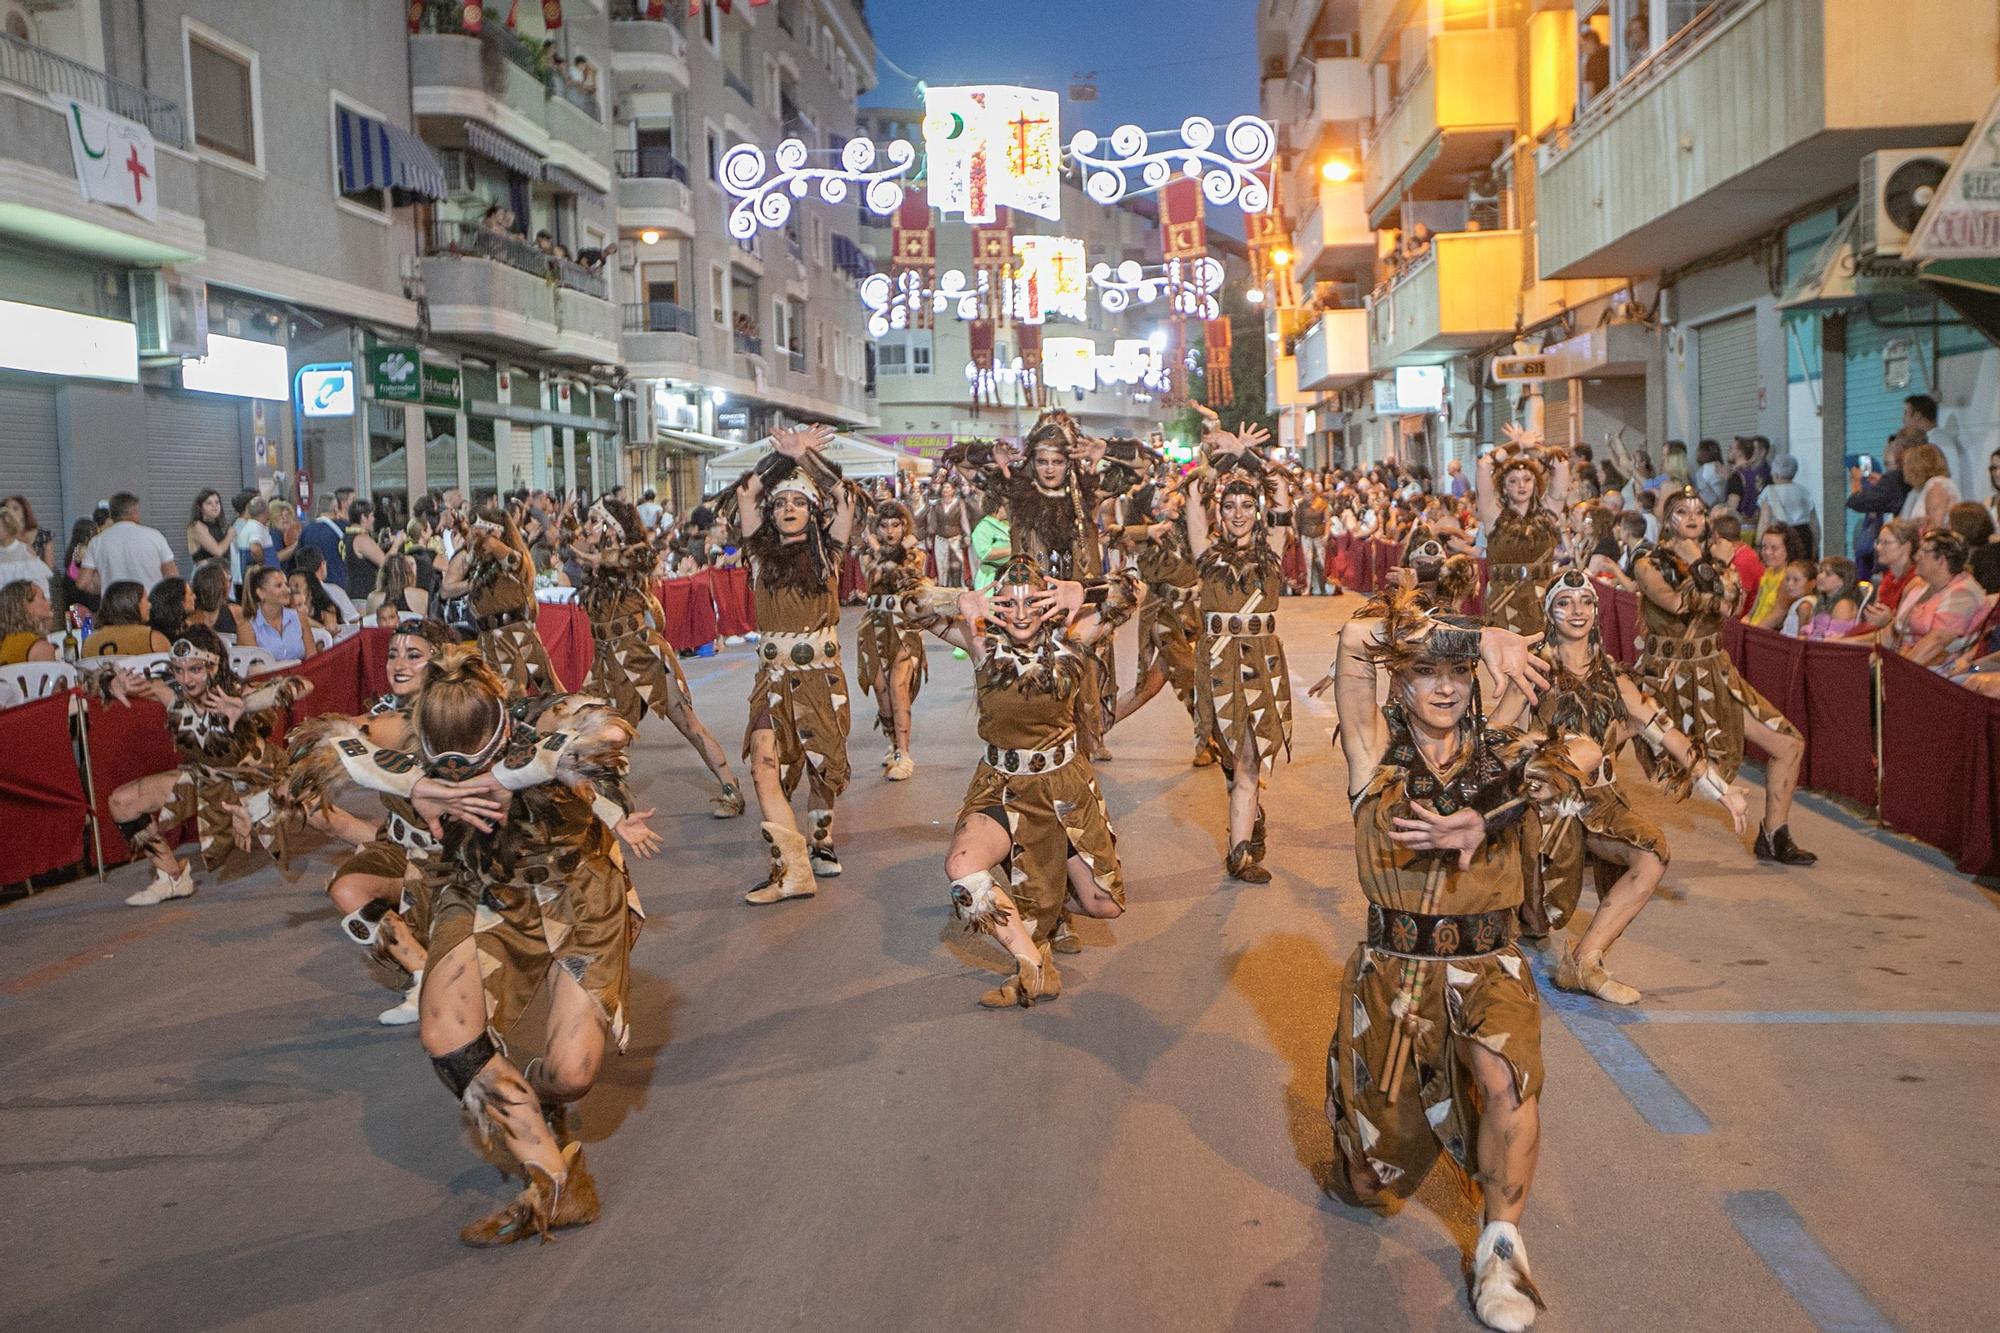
145;393;245;565
1697;312;1760;443
0;376;64;533
1541;379;1574;450
1845;317;1913;464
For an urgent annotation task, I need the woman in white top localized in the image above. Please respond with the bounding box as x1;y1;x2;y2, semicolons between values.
1757;453;1818;555
1898;442;1959;529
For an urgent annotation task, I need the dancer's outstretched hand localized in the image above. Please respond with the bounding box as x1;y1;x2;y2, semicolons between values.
1479;628;1551;704
616;808;662;858
1720;784;1750;834
1388;801;1487;868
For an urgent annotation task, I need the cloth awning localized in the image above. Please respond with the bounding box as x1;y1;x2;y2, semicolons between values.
659;425;735;456
335;106;446;202
543;161;607;204
466;121;543;179
831;233;872;281
702;432;904;492
1778;209;1929;313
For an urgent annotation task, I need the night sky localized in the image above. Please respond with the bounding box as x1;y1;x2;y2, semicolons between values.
859;0;1261;232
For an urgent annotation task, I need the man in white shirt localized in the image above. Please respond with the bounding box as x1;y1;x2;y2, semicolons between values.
79;493;177;593
230;492;273;589
636;488;664;533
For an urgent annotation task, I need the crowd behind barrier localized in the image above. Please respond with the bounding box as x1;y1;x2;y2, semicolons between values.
0;569;757;889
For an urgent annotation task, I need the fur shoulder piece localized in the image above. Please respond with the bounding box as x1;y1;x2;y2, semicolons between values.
747;525;835;596
1196;531;1282;596
981;630;1088;698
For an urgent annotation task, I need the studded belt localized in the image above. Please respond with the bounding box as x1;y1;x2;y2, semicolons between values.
1159;583;1198;605
1366;903;1516;959
1642;634;1720;661
597;611;650;638
865;594;904;615
758;629;841;670
1204;611;1278;636
1489;561;1553;582
982;737;1075;775
477;607;529;632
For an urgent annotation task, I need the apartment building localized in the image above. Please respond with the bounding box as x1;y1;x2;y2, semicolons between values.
856;107;1183;462
612;0;877;506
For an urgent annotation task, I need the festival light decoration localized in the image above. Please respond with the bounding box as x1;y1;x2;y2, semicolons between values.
1040;336;1099;392
1009;235;1089;325
1089;256;1224;321
719;136;918;240
861;268;991;338
1068;115;1275;212
924;85;1062;224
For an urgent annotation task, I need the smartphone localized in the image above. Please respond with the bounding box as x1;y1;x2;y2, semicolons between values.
1858;455;1874;475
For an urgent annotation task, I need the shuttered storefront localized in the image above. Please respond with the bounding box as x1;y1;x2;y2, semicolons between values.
1696;312;1760;442
1844;316;1915;465
145;393;245;565
1540;379;1575;450
0;375;64;535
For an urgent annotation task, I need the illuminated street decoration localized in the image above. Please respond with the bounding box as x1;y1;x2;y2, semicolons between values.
860;268;991;338
1039;336;1098;392
923;85;1063;224
1089;256;1224;321
719;135;918;240
1068;115;1275;212
1009;235;1088;325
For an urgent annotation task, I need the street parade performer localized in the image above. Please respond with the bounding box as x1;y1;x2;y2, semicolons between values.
857;498;930;782
1321;587;1558;1333
464;505;559;696
1490;570;1750;1004
730;423;856;902
1109;479;1213;765
920;475;974;586
908;553;1142;1008
286;646;657;1245
1185;422;1294;883
1634;486;1815;865
98;626;310;906
1476;424;1569;637
570;495;745;816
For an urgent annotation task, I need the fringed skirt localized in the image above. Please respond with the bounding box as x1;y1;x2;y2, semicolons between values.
958;756;1123;942
856;611;927;718
480;621;559;698
1196;629;1293;772
744;662;852;799
1635;645;1797;781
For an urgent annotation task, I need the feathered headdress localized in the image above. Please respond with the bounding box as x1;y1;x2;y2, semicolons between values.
1354;585;1483;677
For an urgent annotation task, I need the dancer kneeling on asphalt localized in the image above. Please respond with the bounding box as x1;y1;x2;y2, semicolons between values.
911;554;1143;1008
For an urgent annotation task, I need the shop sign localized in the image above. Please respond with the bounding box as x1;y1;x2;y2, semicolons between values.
368;346;422;401
1491;355;1549;383
422;362;461;408
299;364;356;417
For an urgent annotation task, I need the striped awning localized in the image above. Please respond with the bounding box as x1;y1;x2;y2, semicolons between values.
466;121;544;179
542;161;607;204
335;106;446;202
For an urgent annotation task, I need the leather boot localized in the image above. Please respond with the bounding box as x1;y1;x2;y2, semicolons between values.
1755;823;1817;866
979;942;1061;1008
459;1142;600;1247
806;808;842;877
1554;946;1640;1006
1226;842;1271;884
744;822;816;905
1248;807;1268;863
710;781;745;819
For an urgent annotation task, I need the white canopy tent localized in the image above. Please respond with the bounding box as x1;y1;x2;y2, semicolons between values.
699;431;905;495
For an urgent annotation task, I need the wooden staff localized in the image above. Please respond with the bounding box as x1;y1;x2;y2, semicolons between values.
1382;856;1449;1105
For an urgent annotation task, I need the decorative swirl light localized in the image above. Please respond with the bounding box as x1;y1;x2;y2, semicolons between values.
720;136;918;239
1089;256;1225;320
1066;115;1275;212
859;268;990;338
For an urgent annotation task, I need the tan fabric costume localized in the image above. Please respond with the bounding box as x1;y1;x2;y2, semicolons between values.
1484;508;1562;637
957;633;1123;943
1633;548;1799;780
151;675;310;868
857;540;930;718
1328;714;1544;1196
471;548;558;696
1194;541;1293;772
578;538;692;726
1120;522;1200;712
325;695;443;976
744;561;852;798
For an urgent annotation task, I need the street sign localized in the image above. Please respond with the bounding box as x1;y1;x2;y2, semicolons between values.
1491;354;1550;383
299;365;355;417
422;361;460;408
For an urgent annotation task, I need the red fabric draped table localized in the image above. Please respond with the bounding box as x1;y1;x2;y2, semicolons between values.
84;693;183;867
0;691;90;883
709;566;756;638
534;603;593;691
1879;651;2000;877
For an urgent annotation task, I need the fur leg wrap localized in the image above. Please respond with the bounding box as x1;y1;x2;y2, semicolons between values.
949;869;1010;934
432;1031;499;1102
340;899;393;946
117;814;163;856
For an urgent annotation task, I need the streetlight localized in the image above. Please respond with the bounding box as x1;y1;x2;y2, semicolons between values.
1272;247;1293;268
640;228;661;245
1321;159;1355;183
1245;287;1266;305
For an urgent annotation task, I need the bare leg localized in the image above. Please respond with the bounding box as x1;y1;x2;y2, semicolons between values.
1572;837;1663;960
1461;1038;1539;1226
1064;853;1123;919
1745;715;1804;830
1228;730;1261;847
746;726;796;833
662;691;740;793
419;937;563;1184
946;815;1038;965
1113;664;1167;724
109;771;187;879
538;968;609;1108
872;667;894;748
889;655;917;757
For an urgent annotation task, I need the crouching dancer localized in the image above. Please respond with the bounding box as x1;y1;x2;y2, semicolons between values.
1322;589;1557;1332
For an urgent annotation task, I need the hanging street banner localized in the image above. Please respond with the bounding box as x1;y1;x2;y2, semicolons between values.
63;99;158;222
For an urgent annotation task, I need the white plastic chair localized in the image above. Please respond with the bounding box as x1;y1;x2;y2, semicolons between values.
333;622;362;644
229;645;280;677
0;660;76;708
310;625;333;650
101;652;171;677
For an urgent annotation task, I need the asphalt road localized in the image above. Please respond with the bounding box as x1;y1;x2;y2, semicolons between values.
2;594;1994;1333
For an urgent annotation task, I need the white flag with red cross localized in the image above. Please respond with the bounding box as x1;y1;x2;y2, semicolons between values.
63;98;159;223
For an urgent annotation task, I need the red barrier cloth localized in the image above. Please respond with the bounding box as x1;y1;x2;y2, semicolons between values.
1801;639;1877;807
84;694;182;866
0;691;88;882
1879;651;2000;876
709;566;755;637
1329;533;1357;588
355;626;392;699
653;576;720;652
275;634;366;729
839;553;866;602
1603;588;1641;664
1374;539;1400;593
1280;534;1306;590
534;604;593;691
1465;558;1487;618
1737;624;1807;736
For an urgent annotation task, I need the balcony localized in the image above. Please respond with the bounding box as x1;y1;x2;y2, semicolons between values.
1361;30;1519;227
1535;0;1995;279
724;69;754;105
0;34;205;263
1365;230;1523;367
734;330;764;357
609;10;690;90
1295;308;1370;391
409;5;611;173
423;220;617;361
1359;0;1408;65
620;300;701;376
615;149;694;234
1291;176;1373;281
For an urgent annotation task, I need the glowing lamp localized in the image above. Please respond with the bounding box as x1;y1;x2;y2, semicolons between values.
640;229;662;245
1272;247;1293;267
1245;287;1265;304
1321;159;1354;183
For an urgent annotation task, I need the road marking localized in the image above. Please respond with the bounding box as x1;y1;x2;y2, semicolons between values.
1538;973;1713;1134
1640;1010;2000;1025
0;909;194;996
1725;1191;1900;1333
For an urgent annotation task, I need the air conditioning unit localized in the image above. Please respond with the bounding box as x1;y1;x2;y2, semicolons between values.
438;148;476;195
1857;148;1955;257
130;270;208;362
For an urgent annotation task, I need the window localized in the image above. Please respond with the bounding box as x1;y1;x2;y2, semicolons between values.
702;2;719;49
185;22;261;168
816;320;827;368
706;128;722;186
876;330;932;376
710;267;726;325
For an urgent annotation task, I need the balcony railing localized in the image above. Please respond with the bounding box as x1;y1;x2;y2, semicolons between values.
427;220;609;300
615;147;688;182
0;30;186;147
549;73;601;122
1541;0;1750;168
411;2;602;122
734;330;764;356
623;300;695;334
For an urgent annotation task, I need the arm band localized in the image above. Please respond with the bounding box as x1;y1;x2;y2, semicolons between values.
1267;510;1293;528
1695;767;1730;802
333;736;423;799
1481;795;1531;839
494;730;569;791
